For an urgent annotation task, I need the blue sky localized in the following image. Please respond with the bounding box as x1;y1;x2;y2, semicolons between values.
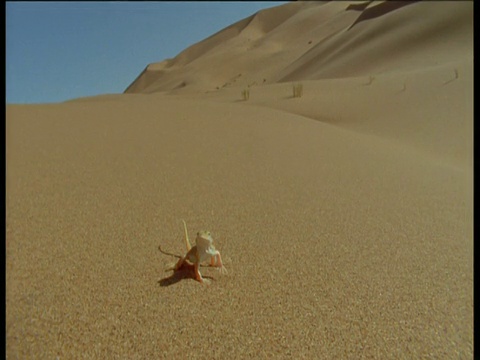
6;1;288;104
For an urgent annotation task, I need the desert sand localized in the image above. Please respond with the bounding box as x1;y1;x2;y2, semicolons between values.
6;1;473;358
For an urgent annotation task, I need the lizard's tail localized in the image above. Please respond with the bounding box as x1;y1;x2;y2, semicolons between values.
182;219;192;251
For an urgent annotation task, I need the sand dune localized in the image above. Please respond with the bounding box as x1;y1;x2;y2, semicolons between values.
125;1;472;92
6;1;473;358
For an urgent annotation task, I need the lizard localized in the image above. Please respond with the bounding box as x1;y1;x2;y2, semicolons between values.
161;220;226;283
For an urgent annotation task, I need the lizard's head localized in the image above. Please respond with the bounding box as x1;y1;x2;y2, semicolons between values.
196;231;214;249
197;231;213;242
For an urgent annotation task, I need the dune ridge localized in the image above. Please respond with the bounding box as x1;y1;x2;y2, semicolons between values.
125;1;472;93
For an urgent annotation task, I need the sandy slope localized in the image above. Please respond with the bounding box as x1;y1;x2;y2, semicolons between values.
6;1;473;358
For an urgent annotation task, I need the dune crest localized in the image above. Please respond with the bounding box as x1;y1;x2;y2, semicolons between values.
125;1;472;93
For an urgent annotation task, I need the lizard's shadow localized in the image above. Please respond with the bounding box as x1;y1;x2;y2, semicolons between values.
158;266;194;287
158;246;214;287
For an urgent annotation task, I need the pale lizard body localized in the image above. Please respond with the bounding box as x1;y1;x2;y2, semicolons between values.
166;220;226;283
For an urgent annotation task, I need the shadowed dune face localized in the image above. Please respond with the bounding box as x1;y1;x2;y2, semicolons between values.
345;1;373;12
347;0;421;30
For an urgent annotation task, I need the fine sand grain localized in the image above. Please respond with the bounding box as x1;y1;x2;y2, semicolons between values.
7;1;473;358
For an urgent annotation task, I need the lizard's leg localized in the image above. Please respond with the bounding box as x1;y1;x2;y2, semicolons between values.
182;219;192;251
210;256;216;266
193;262;204;283
211;252;227;273
211;252;223;267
